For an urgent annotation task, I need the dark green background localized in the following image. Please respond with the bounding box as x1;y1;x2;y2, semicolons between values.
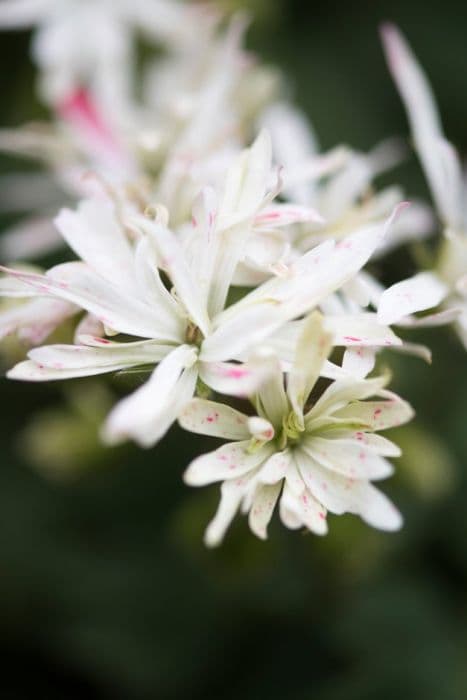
0;1;466;698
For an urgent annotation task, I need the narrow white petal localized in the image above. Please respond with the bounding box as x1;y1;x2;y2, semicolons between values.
198;355;272;398
342;347;376;379
184;442;273;487
381;23;463;228
29;338;172;370
254;353;288;428
248;483;281;540
178;399;250;440
0;263;177;340
219;129;272;223
374;199;434;258
260;101;317;204
0;297;77;345
134;218;211;336
287;312;333;423
55;199;138;294
332;397;414;431
133;236;186;337
279;477;328;535
313;428;401;457
207;132;274;315
393;342;432;364
206;220;255;317
285;461;307;497
190;186;221;312
295;449;402;530
305;375;389;424
8;360;130;381
378;272;448;325
258;450;291;485
0;266;44;297
103;345;198;447
302;436;394;480
396;307;460;328
254;203;324;228
204;480;246;548
320;155;372;222
201;305;289;363
356;482;403;531
278;482;303;529
359;432;402;457
324;313;402;348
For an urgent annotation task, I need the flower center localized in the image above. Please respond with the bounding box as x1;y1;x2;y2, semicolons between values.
185;322;204;347
277;411;305;449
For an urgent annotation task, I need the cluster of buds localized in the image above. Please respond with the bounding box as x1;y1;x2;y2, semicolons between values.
0;2;462;546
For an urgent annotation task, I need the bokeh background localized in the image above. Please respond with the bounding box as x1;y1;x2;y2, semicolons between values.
0;1;467;698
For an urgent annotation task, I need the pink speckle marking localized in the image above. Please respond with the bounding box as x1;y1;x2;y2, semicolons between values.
95;337;111;345
343;336;362;343
374;408;382;419
257;211;280;221
223;367;250;379
318;512;326;520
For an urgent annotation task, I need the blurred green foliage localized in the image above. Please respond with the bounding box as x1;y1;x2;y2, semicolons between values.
1;1;467;698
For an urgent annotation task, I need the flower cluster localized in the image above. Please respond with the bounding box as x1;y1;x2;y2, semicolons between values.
0;3;462;545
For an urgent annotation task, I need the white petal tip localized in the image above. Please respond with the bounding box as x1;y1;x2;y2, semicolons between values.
203;527;222;548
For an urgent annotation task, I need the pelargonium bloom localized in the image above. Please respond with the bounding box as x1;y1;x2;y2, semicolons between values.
181;313;413;546
381;23;467;346
1;132;398;448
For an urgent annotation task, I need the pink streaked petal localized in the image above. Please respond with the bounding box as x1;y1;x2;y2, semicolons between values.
198;356;272;398
254;203;324;228
57;87;132;171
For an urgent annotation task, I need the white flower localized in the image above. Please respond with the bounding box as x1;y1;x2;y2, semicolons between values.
250;101;434;277
0;0;215;105
1;132;397;446
381;23;467;346
0;16;276;262
180;313;414;546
